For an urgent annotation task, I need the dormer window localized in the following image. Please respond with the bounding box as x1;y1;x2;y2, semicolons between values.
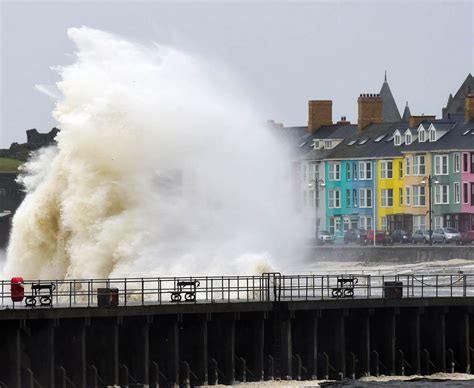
394;133;401;146
429;128;436;142
313;140;322;149
418;128;426;142
324;140;332;149
405;133;412;145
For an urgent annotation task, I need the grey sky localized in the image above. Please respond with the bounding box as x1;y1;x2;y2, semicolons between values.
1;0;473;148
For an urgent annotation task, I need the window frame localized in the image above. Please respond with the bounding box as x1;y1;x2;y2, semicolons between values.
359;188;372;208
380;160;393;179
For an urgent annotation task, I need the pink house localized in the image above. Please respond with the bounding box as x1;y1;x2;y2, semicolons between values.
461;151;474;230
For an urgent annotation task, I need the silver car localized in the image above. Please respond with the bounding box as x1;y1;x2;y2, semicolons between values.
432;228;461;244
412;229;431;244
318;230;335;244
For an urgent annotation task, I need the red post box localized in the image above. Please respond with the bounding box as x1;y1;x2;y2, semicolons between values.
11;277;24;302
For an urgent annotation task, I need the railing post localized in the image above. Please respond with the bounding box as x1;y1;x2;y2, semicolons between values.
293;354;301;381
210;358;218;385
56;366;67;388
372;350;379;377
181;361;190;388
322;352;329;380
349;352;356;380
398;349;405;376
422;348;430;376
26;368;34;388
448;348;455;373
141;278;145;305
267;355;274;381
119;364;129;388
150;361;160;388
237;356;246;383
87;365;98;388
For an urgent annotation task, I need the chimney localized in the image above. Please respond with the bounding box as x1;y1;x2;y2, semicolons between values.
308;100;332;133
408;115;436;128
357;94;383;130
337;116;350;124
465;94;474;123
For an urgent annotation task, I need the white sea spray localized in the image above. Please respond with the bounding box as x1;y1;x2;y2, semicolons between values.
5;27;305;280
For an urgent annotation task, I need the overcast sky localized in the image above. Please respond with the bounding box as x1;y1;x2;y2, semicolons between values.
0;0;473;148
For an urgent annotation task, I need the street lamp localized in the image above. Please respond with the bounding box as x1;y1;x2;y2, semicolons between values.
421;175;439;245
308;178;326;244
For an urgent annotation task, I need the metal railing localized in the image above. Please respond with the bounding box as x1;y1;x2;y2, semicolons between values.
2;272;474;310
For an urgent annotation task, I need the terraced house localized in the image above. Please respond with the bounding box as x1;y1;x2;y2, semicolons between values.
283;73;474;238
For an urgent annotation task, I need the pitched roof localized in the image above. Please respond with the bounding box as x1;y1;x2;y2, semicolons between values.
401;101;411;122
442;73;473;119
379;73;401;122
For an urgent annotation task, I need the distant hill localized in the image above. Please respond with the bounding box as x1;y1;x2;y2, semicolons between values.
0;157;22;173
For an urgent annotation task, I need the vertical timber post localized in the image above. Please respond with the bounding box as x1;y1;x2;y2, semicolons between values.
361;309;371;376
435;309;447;373
409;309;421;375
310;313;318;379
254;317;265;381
197;314;208;385
28;319;55;388
74;319;87;388
280;311;292;380
387;309;396;375
334;310;346;378
222;315;235;385
168;318;180;387
0;320;22;387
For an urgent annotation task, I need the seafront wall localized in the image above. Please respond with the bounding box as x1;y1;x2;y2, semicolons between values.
308;246;474;262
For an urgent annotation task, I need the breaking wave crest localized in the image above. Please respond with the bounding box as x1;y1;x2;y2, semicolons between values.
5;27;304;280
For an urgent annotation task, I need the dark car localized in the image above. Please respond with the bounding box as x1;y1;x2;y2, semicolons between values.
412;229;432;244
391;229;412;244
344;228;367;244
459;230;474;245
366;230;393;246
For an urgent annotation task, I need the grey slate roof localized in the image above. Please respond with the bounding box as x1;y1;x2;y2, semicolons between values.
308;118;474;161
379;74;401;122
286;123;358;161
402;102;411;122
442;73;473;119
401;121;474;153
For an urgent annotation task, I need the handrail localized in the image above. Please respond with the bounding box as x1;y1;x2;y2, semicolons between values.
2;273;474;310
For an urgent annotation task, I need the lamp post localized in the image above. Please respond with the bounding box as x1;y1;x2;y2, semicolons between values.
309;178;326;244
421;175;439;245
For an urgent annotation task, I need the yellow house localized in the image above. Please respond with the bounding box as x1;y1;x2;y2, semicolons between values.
401;151;432;232
377;157;408;231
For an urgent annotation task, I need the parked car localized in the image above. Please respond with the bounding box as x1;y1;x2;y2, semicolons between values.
366;230;393;246
391;229;412;244
318;230;335;244
432;228;461;244
412;230;432;244
343;228;367;244
459;230;474;245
